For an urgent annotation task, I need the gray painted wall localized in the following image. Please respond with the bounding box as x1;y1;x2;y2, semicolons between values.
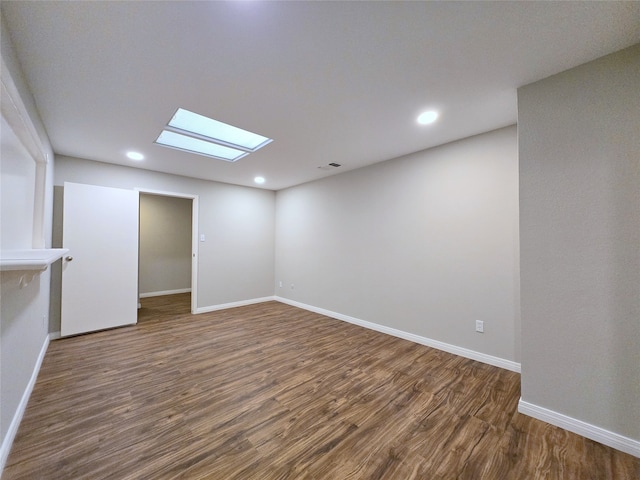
275;126;520;363
0;119;36;250
139;194;192;295
0;12;55;450
519;45;640;440
52;156;275;329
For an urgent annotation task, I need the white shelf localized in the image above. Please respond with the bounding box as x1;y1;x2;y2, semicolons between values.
0;248;69;272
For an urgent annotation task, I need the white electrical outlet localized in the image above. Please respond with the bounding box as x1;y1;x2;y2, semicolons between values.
290;283;295;290
475;320;484;333
279;281;283;288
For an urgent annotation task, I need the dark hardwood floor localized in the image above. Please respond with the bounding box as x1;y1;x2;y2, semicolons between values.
4;294;639;479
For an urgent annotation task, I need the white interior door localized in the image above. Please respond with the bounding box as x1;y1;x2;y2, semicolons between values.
61;182;139;337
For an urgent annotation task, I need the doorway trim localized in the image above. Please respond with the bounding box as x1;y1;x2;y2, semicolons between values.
135;188;199;314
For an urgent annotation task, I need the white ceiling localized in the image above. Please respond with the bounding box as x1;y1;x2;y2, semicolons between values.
3;1;640;191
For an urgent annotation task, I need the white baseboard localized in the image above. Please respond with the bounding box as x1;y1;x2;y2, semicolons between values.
49;331;61;341
0;334;50;474
518;399;640;458
139;288;191;298
194;296;276;314
274;296;521;373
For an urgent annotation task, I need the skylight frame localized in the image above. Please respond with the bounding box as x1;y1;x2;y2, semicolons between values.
167;108;273;153
154;108;272;162
154;130;249;162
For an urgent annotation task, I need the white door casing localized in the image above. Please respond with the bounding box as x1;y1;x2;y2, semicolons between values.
61;182;139;337
135;188;199;314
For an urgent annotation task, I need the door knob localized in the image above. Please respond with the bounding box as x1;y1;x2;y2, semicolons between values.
65;256;73;261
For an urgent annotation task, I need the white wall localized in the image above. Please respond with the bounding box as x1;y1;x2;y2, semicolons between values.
0;117;36;249
276;126;520;365
518;45;640;444
139;194;192;296
0;11;55;466
52;156;275;327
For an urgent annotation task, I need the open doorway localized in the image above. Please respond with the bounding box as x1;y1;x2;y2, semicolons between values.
137;189;199;316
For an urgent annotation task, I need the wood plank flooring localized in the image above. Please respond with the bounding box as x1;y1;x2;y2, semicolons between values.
4;294;639;479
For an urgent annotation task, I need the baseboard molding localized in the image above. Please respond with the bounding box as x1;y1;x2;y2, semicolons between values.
0;334;50;474
194;296;276;314
139;288;191;298
518;399;640;458
49;331;61;341
274;296;520;373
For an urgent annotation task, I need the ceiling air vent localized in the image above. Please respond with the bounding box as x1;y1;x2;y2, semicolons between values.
317;163;342;171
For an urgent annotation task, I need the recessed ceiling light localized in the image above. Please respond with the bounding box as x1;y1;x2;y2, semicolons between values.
126;151;144;160
417;110;439;125
155;130;248;162
254;176;265;185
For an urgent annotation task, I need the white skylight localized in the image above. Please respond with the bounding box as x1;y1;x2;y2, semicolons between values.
168;108;272;152
155;108;272;162
155;130;248;162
